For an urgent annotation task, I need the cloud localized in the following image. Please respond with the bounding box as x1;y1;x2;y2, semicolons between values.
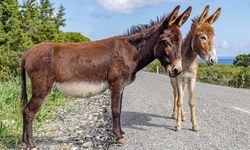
88;7;111;19
221;40;230;49
97;0;173;14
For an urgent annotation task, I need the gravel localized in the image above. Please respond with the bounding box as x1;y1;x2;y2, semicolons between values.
34;91;117;150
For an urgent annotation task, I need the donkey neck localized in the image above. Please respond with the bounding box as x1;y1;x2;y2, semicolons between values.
181;24;199;69
127;28;160;72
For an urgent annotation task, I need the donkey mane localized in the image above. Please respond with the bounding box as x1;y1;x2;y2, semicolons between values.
124;13;169;36
191;16;200;23
183;16;200;42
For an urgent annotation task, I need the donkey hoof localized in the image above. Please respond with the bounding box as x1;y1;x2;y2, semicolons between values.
171;114;177;119
175;126;181;131
117;137;127;144
26;147;37;150
192;126;199;132
122;133;128;138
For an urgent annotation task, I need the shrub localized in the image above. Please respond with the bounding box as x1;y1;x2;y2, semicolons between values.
197;63;250;88
233;54;250;67
53;32;91;43
145;60;165;73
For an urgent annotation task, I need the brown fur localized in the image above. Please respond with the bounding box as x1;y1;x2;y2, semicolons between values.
170;5;221;131
20;6;192;148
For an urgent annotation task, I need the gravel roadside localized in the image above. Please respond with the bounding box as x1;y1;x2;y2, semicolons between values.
34;91;116;150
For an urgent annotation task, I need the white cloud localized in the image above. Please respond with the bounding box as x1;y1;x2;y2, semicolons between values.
221;40;230;48
97;0;173;14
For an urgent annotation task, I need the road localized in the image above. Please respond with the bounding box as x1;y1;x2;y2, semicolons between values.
110;71;250;150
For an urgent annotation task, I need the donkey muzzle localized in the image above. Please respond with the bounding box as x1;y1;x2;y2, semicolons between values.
206;55;218;66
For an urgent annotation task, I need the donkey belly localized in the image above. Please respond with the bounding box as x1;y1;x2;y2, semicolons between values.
55;81;109;98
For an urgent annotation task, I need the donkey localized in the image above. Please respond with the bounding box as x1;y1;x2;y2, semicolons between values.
20;6;192;148
170;5;221;132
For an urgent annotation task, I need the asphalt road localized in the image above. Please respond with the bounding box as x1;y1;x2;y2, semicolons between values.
110;71;250;150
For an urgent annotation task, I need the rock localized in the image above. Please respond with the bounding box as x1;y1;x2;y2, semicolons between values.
82;141;93;148
71;146;78;150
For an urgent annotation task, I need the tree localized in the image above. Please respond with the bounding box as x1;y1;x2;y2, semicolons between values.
39;0;54;21
0;0;32;52
38;0;58;41
0;0;32;77
54;4;66;28
233;54;250;67
53;31;90;43
21;0;41;44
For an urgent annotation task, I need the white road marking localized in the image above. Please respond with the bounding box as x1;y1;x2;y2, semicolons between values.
232;106;250;114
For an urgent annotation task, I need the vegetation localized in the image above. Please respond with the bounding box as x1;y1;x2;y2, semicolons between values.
146;60;163;73
0;0;90;148
198;63;250;88
0;78;67;148
233;53;250;67
146;56;250;89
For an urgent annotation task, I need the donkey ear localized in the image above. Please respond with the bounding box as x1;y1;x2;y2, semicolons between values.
167;5;180;26
175;6;192;27
205;8;221;24
198;5;209;22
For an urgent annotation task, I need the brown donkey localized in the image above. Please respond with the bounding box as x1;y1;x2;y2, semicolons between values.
20;6;192;148
170;5;221;131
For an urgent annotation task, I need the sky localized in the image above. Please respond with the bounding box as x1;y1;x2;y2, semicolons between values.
48;0;250;57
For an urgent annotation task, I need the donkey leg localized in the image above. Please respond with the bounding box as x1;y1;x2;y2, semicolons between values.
170;79;178;119
23;96;47;148
188;78;198;131
110;84;126;144
176;78;184;131
22;75;53;148
181;82;186;122
119;91;127;137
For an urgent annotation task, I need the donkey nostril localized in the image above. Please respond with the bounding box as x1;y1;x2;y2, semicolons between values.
173;68;178;75
210;57;214;64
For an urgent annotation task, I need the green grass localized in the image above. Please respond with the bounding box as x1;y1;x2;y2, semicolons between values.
0;77;67;149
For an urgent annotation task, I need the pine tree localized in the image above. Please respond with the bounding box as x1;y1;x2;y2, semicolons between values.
39;0;58;41
21;0;41;44
54;4;66;28
40;0;54;21
0;0;32;77
0;0;32;52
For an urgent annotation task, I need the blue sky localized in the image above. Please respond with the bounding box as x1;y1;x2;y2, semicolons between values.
49;0;250;57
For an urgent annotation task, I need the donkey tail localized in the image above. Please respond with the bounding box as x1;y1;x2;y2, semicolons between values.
21;60;28;108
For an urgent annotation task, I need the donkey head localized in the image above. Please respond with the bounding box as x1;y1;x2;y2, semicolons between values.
155;6;192;77
191;5;221;66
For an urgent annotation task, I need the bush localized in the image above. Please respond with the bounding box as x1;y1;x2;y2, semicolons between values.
145;60;164;73
233;54;250;67
53;32;91;43
228;66;250;88
197;63;250;88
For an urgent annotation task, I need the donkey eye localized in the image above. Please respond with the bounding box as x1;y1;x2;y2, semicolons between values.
165;57;171;63
200;35;207;41
162;41;170;47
